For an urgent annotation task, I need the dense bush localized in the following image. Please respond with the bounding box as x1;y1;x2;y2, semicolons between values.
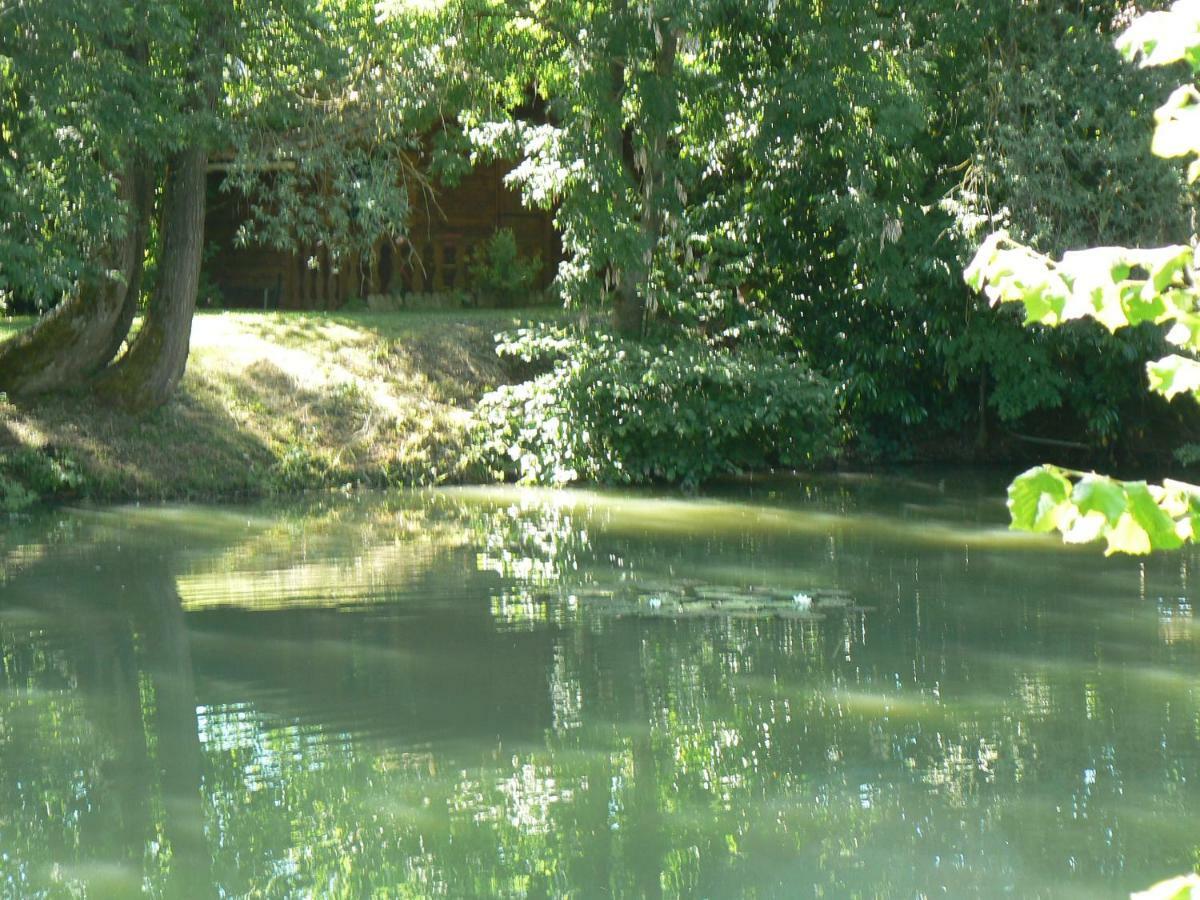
679;2;1191;459
468;229;542;308
0;446;85;512
475;328;837;487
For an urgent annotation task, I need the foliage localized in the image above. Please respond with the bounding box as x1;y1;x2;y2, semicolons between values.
771;2;1188;455
444;0;695;332
1006;465;1198;555
966;0;1200;554
3;0;1195;449
474;327;837;487
468;228;541;307
0;0;153;310
219;0;429;265
1134;874;1200;900
0;0;422;304
952;4;1188;256
388;0;1193;461
0;0;426;410
0;446;86;512
0;467;36;513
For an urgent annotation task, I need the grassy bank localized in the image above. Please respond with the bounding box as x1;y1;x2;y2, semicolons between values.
0;309;559;508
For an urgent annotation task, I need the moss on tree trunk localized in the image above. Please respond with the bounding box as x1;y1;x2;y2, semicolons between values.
95;148;207;413
0;166;151;396
99;165;154;365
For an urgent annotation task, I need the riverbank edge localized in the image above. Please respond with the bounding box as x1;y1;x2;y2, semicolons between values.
0;308;1153;512
0;309;558;511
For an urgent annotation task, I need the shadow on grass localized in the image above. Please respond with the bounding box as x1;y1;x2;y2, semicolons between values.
0;308;553;504
0;377;274;502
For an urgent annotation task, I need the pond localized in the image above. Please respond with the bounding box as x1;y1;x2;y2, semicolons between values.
0;470;1197;898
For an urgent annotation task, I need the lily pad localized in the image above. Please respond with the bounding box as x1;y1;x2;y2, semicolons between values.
558;577;859;620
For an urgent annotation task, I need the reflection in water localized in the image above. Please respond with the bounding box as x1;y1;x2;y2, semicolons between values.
0;471;1199;897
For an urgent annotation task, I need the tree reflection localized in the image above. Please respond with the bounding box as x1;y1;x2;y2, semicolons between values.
0;480;1198;897
0;537;209;897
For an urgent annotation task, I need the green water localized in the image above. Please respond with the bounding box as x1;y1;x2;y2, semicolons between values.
1;471;1198;898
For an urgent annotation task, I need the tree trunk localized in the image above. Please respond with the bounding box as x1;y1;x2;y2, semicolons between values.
99;165;154;365
975;370;988;454
608;18;679;338
0;166;151;396
94;147;207;412
139;574;214;897
613;272;647;337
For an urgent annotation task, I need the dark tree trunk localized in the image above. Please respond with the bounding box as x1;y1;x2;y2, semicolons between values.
95;147;207;412
612;274;647;337
607;18;679;339
139;575;213;897
975;371;989;454
99;165;154;365
0;165;152;396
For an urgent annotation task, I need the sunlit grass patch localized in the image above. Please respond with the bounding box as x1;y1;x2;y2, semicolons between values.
0;308;562;505
0;316;33;341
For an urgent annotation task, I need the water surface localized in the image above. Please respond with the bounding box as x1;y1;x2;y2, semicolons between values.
1;471;1198;898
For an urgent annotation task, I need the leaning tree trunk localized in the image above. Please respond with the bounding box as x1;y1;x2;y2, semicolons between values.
95;147;207;413
98;164;154;365
0;165;152;396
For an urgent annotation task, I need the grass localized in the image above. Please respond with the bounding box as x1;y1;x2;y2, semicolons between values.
0;307;563;506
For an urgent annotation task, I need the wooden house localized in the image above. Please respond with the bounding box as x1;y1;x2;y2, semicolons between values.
202;159;560;310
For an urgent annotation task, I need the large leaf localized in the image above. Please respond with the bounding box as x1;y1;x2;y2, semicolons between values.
1154;85;1200;159
1105;511;1153;555
1007;466;1072;533
968;2;1200;560
1125;482;1185;550
1131;873;1200;900
1072;476;1126;525
1117;3;1200;72
1146;354;1200;400
967;236;1197;337
1005;468;1199;555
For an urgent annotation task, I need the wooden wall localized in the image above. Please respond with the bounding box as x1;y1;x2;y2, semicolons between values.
203;161;560;311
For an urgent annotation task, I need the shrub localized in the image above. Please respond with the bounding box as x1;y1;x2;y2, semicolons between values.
468;229;541;307
475;328;838;487
0;447;86;511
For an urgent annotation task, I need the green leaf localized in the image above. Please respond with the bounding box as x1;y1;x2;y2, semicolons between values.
1148;245;1193;292
1125;482;1184;551
963;232;1005;291
1072;476;1126;525
1008;466;1072;533
1153;85;1200;159
1104;512;1152;555
1146;354;1200;400
1131;873;1200;900
1062;510;1108;545
1118;7;1200;71
1121;283;1167;326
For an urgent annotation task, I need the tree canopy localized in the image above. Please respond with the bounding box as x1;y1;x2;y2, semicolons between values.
0;0;1194;489
968;0;1200;555
0;0;421;408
